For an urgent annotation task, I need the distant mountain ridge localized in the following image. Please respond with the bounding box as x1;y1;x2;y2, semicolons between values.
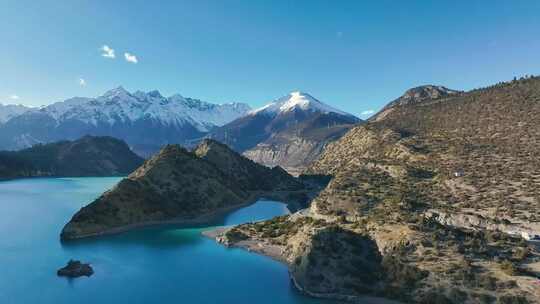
0;89;359;172
209;91;360;174
0;87;251;156
0;136;143;179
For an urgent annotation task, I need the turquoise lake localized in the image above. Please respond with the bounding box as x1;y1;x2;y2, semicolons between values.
0;177;340;304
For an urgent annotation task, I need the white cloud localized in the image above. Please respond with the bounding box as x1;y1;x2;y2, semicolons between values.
124;52;138;64
79;78;86;87
101;45;115;58
9;95;20;100
361;110;375;116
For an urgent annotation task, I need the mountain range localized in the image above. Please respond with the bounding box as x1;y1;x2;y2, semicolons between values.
0;87;251;157
0;89;359;173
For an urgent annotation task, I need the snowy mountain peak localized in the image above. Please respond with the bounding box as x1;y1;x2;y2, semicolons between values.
102;86;131;99
250;91;350;117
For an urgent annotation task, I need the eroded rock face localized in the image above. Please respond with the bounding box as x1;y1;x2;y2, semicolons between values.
57;260;93;278
425;210;540;241
61;139;304;240
243;138;322;175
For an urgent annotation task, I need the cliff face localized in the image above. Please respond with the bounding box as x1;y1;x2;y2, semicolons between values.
0;136;143;179
61;139;304;240
241;116;356;175
243;137;326;176
214;77;540;303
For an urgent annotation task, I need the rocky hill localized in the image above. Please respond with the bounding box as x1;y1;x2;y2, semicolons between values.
210;77;540;303
61;139;305;240
379;85;460;110
210;92;360;174
0;87;250;157
0;136;143;179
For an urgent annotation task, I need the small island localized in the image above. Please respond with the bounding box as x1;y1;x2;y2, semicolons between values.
57;260;94;278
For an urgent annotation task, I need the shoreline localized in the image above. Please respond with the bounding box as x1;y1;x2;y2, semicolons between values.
201;227;289;264
202;226;403;304
0;175;128;183
61;199;257;241
60;190;307;241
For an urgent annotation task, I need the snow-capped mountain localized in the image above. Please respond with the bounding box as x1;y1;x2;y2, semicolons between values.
249;91;353;117
208;92;361;173
40;87;250;131
0;87;251;156
0;103;31;124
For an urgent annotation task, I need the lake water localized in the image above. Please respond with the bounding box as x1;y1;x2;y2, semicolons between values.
0;177;339;304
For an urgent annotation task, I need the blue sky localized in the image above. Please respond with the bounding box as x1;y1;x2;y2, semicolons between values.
1;1;539;117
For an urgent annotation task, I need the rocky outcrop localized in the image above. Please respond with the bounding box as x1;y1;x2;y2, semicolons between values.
61;139;305;240
379;85;460;110
426;210;540;241
0;135;143;179
57;260;94;278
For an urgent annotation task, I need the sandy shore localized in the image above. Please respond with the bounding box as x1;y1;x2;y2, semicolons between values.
202;226;288;263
